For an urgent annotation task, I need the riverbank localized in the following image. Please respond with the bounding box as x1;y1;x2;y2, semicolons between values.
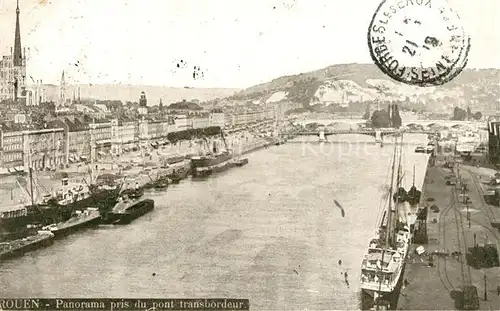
0;132;274;212
398;154;500;310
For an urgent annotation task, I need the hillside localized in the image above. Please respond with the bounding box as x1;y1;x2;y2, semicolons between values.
40;84;239;105
228;63;500;113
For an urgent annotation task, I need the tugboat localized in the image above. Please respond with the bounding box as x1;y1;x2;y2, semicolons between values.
164;155;185;165
121;181;144;199
0;230;54;260
154;177;169;190
143;172;168;190
104;196;155;225
166;166;191;184
234;158;249;167
43;207;101;238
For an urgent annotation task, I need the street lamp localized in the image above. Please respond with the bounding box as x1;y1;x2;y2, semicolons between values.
484;274;488;301
466;203;470;228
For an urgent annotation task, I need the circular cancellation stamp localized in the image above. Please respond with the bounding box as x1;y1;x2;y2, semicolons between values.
368;0;471;87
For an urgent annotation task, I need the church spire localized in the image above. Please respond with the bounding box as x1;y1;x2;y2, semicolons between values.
13;0;22;66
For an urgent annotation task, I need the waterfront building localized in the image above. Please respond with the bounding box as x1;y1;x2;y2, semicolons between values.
0;114;224;172
209;109;225;128
228;111;266;127
146;119;170;143
65;118;91;163
192;117;209;129
0;1;27;103
89;120;112;161
110;118;137;154
24;128;66;171
0;124;66;172
0;128;24;173
166;100;204;116
174;115;191;130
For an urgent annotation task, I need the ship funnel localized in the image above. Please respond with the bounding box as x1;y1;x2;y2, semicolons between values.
213;141;217;153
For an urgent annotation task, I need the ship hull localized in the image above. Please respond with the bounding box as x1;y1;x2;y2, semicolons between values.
191;152;232;169
51;215;102;238
0;203;60;241
0;233;54;260
235;158;249;167
166;155;185;165
53;188;121;223
361;261;407;310
167;167;191;183
192;160;235;177
106;199;154;225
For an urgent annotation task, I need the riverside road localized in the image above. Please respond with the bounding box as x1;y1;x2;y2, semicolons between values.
0;134;429;310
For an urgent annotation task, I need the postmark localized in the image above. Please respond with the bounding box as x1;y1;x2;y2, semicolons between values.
368;0;471;87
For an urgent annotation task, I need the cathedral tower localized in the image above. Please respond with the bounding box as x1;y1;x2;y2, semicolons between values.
12;0;26;103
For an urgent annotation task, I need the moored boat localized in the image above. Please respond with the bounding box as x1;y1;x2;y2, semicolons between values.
165;155;185;165
154;178;169;190
234;158;249;167
45;177;122;221
0;230;54;260
104;197;155;225
43;208;101;238
360;134;412;310
121;185;144;199
167;166;191;184
191;129;234;177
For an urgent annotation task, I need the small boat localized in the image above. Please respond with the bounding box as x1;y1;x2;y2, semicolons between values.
167;167;191;184
43;208;101;238
414;146;426;153
234;158;249;167
165;155;185;165
0;230;54;260
105;197;155;225
193;167;213;178
121;187;144;199
154;179;169;190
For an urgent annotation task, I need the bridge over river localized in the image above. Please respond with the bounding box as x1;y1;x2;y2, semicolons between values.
282;128;437;142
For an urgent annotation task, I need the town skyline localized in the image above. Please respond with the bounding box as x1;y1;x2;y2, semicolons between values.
0;0;499;89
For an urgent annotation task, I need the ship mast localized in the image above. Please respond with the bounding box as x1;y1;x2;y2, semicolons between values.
29;167;35;206
385;136;398;248
220;128;228;150
413;165;415;187
392;134;404;246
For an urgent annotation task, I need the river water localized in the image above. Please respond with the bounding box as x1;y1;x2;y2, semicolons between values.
0;134;429;310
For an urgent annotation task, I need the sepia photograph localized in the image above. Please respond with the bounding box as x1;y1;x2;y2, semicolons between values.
0;0;499;310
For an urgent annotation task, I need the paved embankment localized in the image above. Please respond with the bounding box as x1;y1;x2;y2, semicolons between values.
398;155;500;310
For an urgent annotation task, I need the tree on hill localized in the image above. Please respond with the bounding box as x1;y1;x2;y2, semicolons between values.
392;104;402;128
371;110;391;128
473;111;483;120
452;107;467;120
362;103;371;120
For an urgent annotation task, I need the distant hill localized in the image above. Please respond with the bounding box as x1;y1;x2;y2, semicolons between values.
39;84;239;105
227;63;500;113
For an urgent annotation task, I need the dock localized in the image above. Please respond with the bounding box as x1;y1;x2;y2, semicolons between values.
398;155;500;310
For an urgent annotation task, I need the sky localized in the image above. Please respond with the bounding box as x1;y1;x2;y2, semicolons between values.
0;0;499;88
